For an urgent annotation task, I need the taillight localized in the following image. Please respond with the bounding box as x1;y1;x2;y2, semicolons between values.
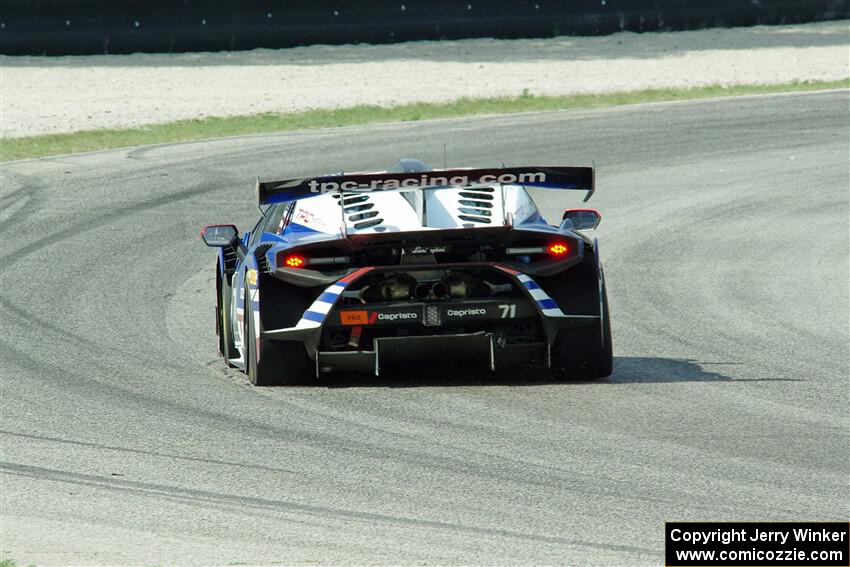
283;254;306;268
276;250;352;270
505;241;572;260
548;242;569;256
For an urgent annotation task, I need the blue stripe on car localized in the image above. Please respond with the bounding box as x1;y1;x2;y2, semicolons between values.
302;311;325;323
317;292;338;303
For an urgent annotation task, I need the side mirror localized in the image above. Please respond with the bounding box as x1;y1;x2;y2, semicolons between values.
201;224;239;247
562;208;601;230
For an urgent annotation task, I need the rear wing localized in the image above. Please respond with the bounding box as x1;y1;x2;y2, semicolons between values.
257;165;595;206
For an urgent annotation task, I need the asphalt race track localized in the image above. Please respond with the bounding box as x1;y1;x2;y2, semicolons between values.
1;91;848;565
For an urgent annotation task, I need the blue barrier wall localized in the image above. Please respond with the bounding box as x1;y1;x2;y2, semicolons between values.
1;0;847;55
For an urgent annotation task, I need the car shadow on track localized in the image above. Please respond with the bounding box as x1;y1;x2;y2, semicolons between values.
318;356;792;388
609;357;801;384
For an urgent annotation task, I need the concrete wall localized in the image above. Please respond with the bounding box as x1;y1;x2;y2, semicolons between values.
2;0;848;55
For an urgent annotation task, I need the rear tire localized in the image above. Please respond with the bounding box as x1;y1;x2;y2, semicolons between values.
547;254;613;381
216;264;238;367
244;284;314;386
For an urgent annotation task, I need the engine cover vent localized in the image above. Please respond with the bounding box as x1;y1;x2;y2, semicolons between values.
425;185;498;228
335;192;385;230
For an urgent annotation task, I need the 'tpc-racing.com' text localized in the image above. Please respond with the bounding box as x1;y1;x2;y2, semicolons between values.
308;171;547;193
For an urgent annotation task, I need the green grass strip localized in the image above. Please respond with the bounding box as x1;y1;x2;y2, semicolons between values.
2;78;847;162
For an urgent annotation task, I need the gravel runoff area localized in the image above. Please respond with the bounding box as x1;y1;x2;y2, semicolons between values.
1;20;848;138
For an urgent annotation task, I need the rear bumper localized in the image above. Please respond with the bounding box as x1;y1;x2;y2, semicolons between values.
264;299;595;376
260;264;599;376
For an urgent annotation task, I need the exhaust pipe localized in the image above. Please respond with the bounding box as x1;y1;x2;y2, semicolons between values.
414;282;432;300
344;274;415;303
377;274;415;300
343;276;513;303
445;272;501;298
413;281;450;299
431;281;449;299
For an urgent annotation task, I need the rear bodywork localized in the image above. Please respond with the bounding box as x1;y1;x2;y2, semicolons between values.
211;161;606;377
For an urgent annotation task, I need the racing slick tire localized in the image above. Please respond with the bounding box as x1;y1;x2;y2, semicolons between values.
547;254;613;381
244;284;313;387
216;262;238;367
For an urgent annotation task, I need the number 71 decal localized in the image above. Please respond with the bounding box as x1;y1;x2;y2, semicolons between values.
499;304;517;318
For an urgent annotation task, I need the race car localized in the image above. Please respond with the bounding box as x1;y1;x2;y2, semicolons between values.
201;159;612;385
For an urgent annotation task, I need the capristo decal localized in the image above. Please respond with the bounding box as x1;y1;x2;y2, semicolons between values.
376;312;419;322
446;308;487;318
